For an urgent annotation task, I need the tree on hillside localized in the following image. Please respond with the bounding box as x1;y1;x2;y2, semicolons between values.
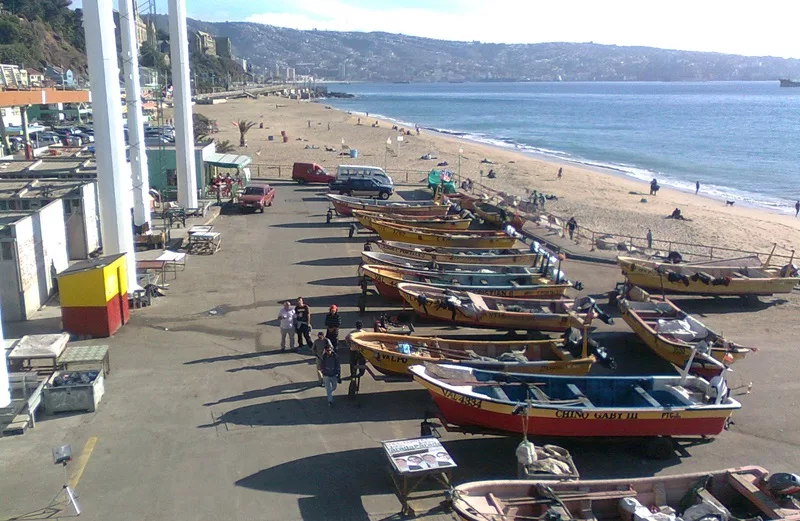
237;120;256;147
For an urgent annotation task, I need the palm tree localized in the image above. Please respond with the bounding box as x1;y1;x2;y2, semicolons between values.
237;119;256;147
215;139;235;153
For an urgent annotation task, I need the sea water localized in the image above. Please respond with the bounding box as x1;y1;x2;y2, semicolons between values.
324;82;800;214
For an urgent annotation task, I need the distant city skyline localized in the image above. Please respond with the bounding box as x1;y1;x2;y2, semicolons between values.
71;0;800;59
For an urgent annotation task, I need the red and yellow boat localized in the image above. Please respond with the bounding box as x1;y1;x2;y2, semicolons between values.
410;363;740;438
348;331;596;377
397;283;582;331
362;265;570;301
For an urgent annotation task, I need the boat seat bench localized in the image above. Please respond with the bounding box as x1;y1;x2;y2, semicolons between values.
633;385;663;407
566;384;595;408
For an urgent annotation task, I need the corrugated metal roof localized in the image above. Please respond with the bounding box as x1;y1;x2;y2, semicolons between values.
205;153;252;169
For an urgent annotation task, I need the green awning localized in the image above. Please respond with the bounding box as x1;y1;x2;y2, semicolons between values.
205;153;252;169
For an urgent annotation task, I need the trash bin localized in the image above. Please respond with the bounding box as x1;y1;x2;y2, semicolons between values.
350;149;358;158
282;135;289;143
268;135;274;141
57;253;130;337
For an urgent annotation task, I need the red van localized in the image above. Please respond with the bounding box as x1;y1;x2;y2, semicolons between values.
292;162;335;184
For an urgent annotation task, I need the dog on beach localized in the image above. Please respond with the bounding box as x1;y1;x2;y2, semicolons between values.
726;200;735;206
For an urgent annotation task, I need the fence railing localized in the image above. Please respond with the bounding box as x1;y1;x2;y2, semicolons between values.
466;180;798;265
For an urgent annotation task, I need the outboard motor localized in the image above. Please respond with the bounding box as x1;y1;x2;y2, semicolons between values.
573;296;614;325
562;327;616;370
780;264;799;278
767;473;800;498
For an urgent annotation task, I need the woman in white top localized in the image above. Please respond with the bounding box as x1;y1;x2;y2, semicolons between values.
277;301;296;351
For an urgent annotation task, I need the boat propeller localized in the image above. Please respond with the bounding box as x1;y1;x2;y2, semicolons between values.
562;327;617;370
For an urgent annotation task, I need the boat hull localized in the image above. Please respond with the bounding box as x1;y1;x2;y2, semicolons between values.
360;251;536;274
376;241;538;265
371;221;518;248
355;211;472;231
618;257;798;296
474;203;525;229
416;376;731;437
351;334;592;377
398;286;576;331
327;194;450;217
364;266;570;301
618;299;749;378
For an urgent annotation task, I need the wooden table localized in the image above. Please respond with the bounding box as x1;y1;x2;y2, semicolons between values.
57;344;111;376
188;231;222;254
136;259;168;283
156;250;187;279
7;333;70;374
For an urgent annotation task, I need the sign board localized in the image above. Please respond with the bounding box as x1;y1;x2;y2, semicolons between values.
382;436;456;475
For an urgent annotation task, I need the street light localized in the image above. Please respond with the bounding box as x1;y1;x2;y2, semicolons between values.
385;137;392;171
458;147;463;184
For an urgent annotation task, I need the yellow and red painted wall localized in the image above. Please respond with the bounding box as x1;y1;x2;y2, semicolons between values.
58;253;129;337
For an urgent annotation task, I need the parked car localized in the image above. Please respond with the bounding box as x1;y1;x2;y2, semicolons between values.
238;184;275;213
33;132;62;146
328;176;394;199
292;162;335;184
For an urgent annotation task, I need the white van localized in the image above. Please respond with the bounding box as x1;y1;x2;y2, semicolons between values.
335;165;394;186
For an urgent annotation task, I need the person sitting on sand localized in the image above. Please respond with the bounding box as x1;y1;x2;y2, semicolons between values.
667;208;688;220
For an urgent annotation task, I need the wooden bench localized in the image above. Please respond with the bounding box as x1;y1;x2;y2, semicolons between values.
633;385;662;407
567;384;595;408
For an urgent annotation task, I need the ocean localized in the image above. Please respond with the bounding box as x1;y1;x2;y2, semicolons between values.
323;82;800;214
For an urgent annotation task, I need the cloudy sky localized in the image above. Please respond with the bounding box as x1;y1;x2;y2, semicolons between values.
76;0;800;58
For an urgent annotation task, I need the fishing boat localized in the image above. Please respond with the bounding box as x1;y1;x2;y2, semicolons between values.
353;210;473;231
410;363;740;438
326;193;450;217
617;287;753;378
373;240;542;266
362;264;571;300
444;192;483;211
452;466;800;521
360;251;539;275
474;201;526;229
617;255;799;296
369;220;519;248
397;283;594;331
780;79;800;87
347;330;597;377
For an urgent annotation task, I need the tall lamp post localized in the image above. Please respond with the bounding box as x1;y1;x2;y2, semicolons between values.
458;147;463;184
385;137;392;171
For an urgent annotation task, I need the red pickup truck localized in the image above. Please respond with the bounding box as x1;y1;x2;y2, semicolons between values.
238;184;276;213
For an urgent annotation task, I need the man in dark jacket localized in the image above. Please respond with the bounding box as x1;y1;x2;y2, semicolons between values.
324;304;341;348
294;297;312;349
320;343;341;407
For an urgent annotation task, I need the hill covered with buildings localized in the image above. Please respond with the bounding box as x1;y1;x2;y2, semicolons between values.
172;19;800;83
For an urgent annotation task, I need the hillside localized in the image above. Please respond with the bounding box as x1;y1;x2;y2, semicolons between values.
0;0;87;76
156;17;800;82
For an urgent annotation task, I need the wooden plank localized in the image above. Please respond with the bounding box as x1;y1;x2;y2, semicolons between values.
487;493;506;516
727;472;794;519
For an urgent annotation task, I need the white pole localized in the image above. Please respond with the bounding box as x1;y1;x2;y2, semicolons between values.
168;0;198;208
83;0;137;291
119;0;151;227
0;296;10;408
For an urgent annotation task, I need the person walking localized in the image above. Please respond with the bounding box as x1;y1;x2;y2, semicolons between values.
646;229;653;250
795;200;799;217
313;332;334;386
294;297;312;350
320;342;341;407
557;167;563;179
277;301;296;351
566;217;578;241
346;321;366;379
695;181;700;195
324;305;341;348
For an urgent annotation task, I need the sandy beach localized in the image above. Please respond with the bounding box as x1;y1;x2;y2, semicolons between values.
193;95;800;259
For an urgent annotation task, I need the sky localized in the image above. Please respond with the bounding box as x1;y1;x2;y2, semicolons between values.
75;0;800;59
